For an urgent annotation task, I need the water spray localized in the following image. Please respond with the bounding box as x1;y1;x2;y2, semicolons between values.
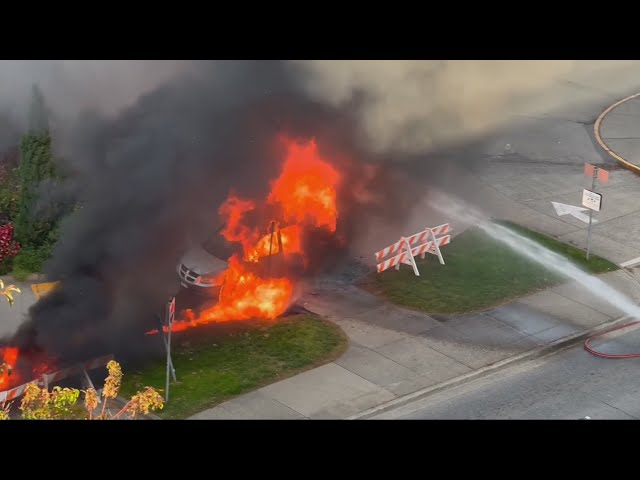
428;192;640;359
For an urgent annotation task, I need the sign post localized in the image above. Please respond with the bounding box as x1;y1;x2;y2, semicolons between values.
583;164;608;260
165;296;176;403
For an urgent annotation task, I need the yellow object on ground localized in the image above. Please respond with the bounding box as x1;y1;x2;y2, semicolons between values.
31;282;61;300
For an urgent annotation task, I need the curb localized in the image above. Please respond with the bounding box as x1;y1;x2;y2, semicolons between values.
594;92;640;175
348;313;633;420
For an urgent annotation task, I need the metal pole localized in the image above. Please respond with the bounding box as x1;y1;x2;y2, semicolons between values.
586;168;597;260
81;368;101;404
165;307;172;403
267;221;275;277
156;314;176;382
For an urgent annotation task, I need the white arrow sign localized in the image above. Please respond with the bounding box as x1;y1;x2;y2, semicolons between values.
551;201;598;224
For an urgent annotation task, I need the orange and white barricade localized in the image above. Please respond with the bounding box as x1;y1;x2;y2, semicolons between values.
0;380;39;404
374;223;451;277
41;354;114;395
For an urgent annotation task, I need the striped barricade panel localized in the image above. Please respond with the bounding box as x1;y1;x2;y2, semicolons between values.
374;239;404;262
41;354;114;390
406;229;430;246
376;252;408;273
410;240;435;258
429;234;450;253
429;223;450;236
0;380;39;403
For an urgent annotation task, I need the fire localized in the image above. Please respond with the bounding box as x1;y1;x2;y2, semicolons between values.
156;256;293;334
219;196;258;257
0;347;58;391
0;347;19;389
268;138;340;232
247;224;302;262
149;137;341;335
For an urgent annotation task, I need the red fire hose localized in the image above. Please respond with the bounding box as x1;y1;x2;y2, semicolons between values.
584;320;640;359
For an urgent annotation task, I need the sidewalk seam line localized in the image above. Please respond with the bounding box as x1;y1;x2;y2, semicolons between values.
372;334;472;377
258;390;311;420
477;311;545;339
481;309;554;339
544;288;617;320
333;348;407;399
557;228;640;254
341;342;436;375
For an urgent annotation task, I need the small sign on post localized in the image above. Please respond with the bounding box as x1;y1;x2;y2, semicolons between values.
582;189;602;212
583;163;608;260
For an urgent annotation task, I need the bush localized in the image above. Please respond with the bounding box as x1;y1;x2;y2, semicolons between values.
9;361;164;421
0;257;14;276
12;245;50;275
0;148;20;225
11;224;58;277
11;266;30;282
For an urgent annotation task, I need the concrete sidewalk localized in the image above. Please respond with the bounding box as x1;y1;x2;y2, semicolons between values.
190;267;640;420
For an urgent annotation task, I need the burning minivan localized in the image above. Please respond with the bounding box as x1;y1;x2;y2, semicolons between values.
176;220;301;295
176;226;232;294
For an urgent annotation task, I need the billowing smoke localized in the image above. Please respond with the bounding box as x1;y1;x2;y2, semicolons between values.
0;61;192;130
5;61;411;363
3;60;640;364
296;60;640;155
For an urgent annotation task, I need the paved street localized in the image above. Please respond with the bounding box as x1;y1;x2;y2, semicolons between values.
371;325;640;420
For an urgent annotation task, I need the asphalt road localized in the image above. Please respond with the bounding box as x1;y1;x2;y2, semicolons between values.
373;326;640;420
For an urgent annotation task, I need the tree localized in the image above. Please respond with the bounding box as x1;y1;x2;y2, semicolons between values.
0;147;20;225
15;85;57;247
27;85;49;134
10;360;164;420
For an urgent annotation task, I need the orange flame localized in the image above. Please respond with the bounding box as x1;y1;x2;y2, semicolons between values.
0;347;19;390
149;137;341;335
246;224;302;262
268;138;340;232
219;196;258;257
157;256;293;334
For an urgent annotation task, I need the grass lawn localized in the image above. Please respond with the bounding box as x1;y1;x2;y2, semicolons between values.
361;220;618;315
119;314;347;419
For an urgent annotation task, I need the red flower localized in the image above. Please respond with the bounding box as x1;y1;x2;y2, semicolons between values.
0;224;20;263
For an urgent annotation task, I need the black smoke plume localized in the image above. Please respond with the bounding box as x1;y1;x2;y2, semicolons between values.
5;61;424;364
